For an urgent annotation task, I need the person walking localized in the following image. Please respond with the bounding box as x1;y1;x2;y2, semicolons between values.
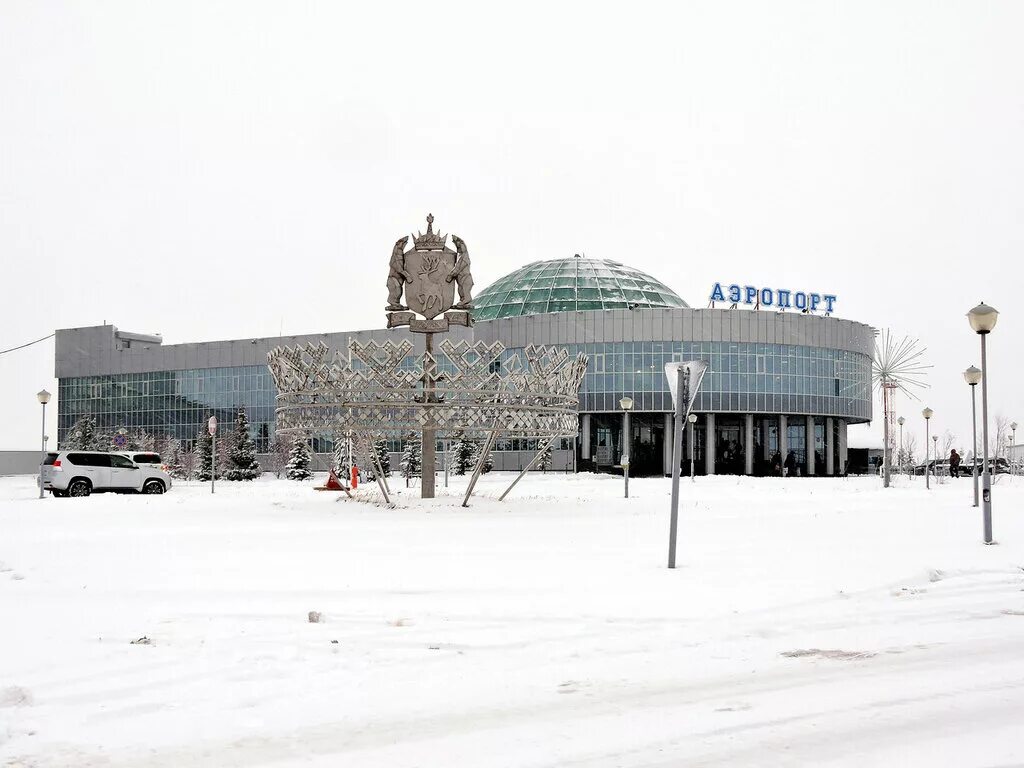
784;450;797;477
948;449;959;478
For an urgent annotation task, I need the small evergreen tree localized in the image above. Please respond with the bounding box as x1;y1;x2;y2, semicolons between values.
164;438;184;479
333;432;355;477
195;425;215;482
286;437;312;481
373;437;391;477
225;408;262;480
537;440;553;472
64;416;102;450
452;431;475;475
400;432;421;487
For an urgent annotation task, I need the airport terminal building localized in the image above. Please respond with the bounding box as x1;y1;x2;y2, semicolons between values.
54;257;874;476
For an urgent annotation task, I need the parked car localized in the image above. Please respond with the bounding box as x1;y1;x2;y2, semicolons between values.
117;451;167;472
40;451;172;497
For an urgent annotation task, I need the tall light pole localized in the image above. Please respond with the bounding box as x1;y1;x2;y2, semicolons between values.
37;389;51;499
897;416;905;477
968;302;998;544
619;396;633;498
1011;421;1018;477
964;366;982;507
922;407;933;489
687;413;697;481
933;434;939;483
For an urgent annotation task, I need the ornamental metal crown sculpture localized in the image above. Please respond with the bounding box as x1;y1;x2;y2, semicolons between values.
268;215;587;505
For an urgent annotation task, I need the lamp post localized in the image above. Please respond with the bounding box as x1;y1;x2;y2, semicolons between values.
1007;421;1015;475
687;413;697;481
933;434;939;483
619;396;633;498
897;416;905;477
964;365;982;507
968;302;998;544
922;407;933;489
37;390;51;499
208;415;218;494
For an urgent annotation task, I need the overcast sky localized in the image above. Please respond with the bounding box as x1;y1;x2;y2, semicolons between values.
2;1;1023;455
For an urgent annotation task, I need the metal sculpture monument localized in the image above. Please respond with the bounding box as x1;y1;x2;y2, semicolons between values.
385;214;474;497
268;215;587;504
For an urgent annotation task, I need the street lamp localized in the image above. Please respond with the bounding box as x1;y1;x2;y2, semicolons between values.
897;416;905;477
967;302;998;544
933;434;939;483
964;365;982;507
619;396;633;498
922;407;933;490
1007;423;1015;479
687;413;697;481
36;390;51;499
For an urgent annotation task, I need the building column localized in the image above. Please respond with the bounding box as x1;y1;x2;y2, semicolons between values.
826;417;835;475
806;415;816;476
762;418;772;462
744;414;754;475
663;413;674;476
838;419;848;475
705;412;716;475
779;414;788;463
581;414;591;464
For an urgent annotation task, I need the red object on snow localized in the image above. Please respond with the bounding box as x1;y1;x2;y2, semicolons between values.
351;465;358;489
324;469;345;491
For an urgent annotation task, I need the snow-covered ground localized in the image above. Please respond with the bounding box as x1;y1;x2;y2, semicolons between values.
1;471;1022;767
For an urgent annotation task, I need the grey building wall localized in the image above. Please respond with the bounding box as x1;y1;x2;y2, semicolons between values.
0;451;45;476
56;323;473;379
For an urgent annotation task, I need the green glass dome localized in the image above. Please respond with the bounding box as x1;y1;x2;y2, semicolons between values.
472;257;688;321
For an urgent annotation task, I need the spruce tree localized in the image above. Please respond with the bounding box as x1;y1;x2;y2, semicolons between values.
286;437;312;481
64;416;101;450
333;432;355;477
373;437;391;477
400;432;421;486
452;431;474;475
225;408;262;480
537;440;553;472
195;425;215;482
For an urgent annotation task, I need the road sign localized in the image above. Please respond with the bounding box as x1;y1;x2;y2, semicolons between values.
208;416;218;435
112;433;127;448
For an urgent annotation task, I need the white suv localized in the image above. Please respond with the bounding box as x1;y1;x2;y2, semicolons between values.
40;451;172;497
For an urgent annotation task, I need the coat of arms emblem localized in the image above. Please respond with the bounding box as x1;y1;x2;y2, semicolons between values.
386;214;474;332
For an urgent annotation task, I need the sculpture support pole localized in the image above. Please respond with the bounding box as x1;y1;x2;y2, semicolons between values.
368;448;392;505
422;332;436;499
462;429;497;507
499;433;560;501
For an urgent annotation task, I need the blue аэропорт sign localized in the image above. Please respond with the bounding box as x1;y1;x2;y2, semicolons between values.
709;283;836;313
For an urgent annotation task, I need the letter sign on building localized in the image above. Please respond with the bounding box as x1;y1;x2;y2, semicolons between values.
709;283;836;313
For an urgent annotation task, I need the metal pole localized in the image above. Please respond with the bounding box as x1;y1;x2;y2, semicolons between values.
444;439;449;488
211;434;216;494
898;422;903;478
38;401;46;499
368;449;392;505
925;418;930;490
668;367;687;569
980;334;993;543
499;433;559;501
421;333;436;499
689;419;695;481
462;430;497;507
971;384;979;507
623;409;630;499
882;386;891;488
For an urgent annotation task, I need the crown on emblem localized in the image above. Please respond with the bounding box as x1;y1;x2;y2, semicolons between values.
413;213;447;250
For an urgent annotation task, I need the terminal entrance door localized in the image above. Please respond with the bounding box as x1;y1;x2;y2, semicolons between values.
594;426;613;467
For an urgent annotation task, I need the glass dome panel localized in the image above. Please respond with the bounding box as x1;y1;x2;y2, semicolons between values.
472;257;688;321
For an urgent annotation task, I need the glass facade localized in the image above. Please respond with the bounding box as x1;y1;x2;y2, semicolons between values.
58;366;277;450
501;340;872;420
473;257;688;320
